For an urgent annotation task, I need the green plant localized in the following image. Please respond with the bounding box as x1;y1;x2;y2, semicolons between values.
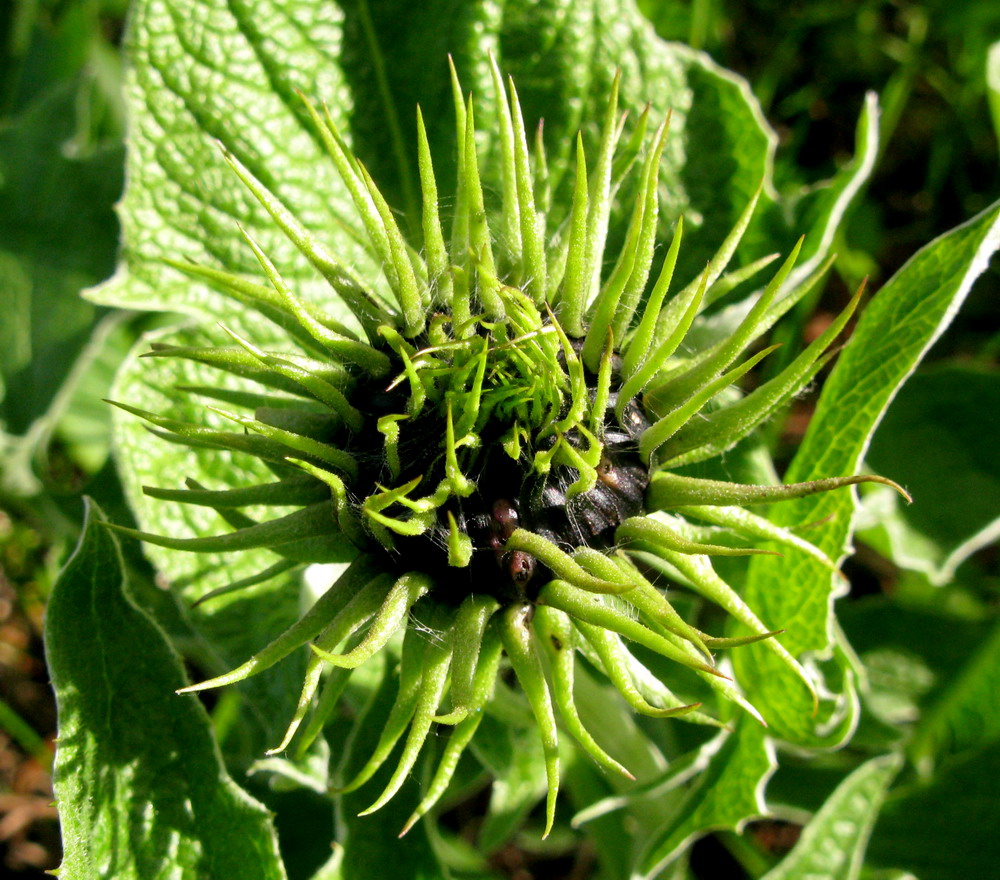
99;57;916;840
40;1;1000;879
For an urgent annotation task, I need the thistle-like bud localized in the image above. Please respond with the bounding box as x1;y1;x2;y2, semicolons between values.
106;57;908;837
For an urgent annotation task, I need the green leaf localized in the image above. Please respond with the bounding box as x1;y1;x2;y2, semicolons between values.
46;498;286;880
734;198;1000;744
637;721;774;878
87;0;376;331
760;753;901;880
907;614;1000;774
867;739;1000;880
860;365;1000;584
0;84;122;436
2;311;142;499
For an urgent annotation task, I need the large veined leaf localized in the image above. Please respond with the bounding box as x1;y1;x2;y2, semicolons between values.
90;0;871;332
45;499;286;880
733;198;1000;745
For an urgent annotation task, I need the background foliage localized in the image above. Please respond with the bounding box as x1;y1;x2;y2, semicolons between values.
1;0;998;878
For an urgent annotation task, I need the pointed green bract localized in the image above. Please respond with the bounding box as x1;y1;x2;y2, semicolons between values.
640;345;781;462
509;79;547;302
498;604;560;839
535;605;635;779
576;620;705;720
359;621;453;816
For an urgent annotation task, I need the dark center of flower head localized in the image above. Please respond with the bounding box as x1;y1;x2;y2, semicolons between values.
357;323;649;603
351;304;653;606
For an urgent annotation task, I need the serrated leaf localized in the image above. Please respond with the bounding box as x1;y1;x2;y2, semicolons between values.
45;498;286;880
87;0;375;332
760;753;901;880
733;198;1000;744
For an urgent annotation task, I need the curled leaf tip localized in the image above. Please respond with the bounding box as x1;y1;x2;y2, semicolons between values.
873;475;912;503
703;630;786;650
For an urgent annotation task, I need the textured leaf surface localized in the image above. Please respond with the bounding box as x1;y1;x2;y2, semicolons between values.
89;0;858;330
46;499;286;880
761;753;901;880
734;198;1000;744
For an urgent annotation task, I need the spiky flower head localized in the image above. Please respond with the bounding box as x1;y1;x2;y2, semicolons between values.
107;58;906;837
